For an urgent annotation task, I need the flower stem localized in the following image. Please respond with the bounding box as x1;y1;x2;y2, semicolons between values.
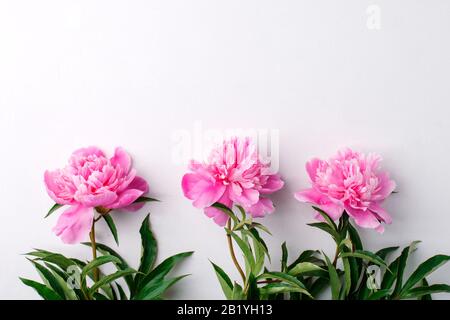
89;220;100;284
332;245;339;267
227;219;246;284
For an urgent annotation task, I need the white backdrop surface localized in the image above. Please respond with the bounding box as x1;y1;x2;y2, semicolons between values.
1;0;450;299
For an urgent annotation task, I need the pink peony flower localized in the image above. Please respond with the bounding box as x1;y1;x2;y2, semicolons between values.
295;148;396;233
182;137;284;226
44;147;149;244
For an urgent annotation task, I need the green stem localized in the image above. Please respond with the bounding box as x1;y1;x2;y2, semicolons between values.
89;220;100;284
332;245;340;267
227;219;246;284
333;215;347;267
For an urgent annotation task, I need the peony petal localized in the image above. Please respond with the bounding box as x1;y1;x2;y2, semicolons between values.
246;198;275;218
259;174;284;194
119;176;150;212
229;187;259;207
373;173;396;201
75;189;117;208
369;202;393;224
116;169;137;193
182;173;226;208
108;188;145;209
345;206;381;229
110;147;132;173
305;159;321;182
127;176;149;193
188;160;205;172
44;170;74;205
121;203;145;212
53;205;94;244
294;188;324;204
72;146;105;158
295;189;344;220
204;193;233;226
375;225;385;233
231;182;243;196
316;202;344;221
204;207;229;226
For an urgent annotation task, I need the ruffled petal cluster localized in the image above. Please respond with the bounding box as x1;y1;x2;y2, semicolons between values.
182;137;284;226
44;147;149;243
295;148;396;233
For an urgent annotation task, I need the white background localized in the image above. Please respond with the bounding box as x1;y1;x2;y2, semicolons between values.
1;0;450;300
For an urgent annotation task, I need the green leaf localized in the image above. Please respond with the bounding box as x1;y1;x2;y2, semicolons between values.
81;255;121;279
309;277;330;298
235;205;247;220
40;264;78;300
136;251;193;293
93;292;109;300
347;224;363;293
134;196;160;203
116;283;128;300
404;284;450;299
323;254;340;300
133;275;189;300
71;258;88;268
43;263;68;280
246;273;260;300
288;250;321;270
381;255;400;291
20;277;62;300
28;250;79;271
135;215;158;287
420;278;432;301
251;223;272;235
343;257;352;296
246;231;266;275
375;247;400;261
81;242;134;292
368;289;392;300
230;232;255;274
357;275;371;300
339;238;353;251
341;250;389;269
102;214;119;246
260;283;309;296
348;256;361;294
28;259;66;299
44;203;63;218
381;242;420;292
312;206;338;231
245;228;270;259
89;268;137;295
212;203;238;225
44;262;81;300
232;282;244;300
281;242;288;273
347;223;363;251
100;283;116;301
392;244;416;297
308;222;340;242
258;272;312;298
211;262;233;300
43;261;84;300
233;220;247;231
110;283;118;300
338;214;350;240
289;262;327;278
240;228;270;271
401;255;450;295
